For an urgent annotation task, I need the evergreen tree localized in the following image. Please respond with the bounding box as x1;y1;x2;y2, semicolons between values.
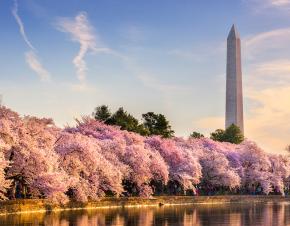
210;124;244;144
106;107;148;135
210;129;225;142
190;131;204;139
93;105;111;122
142;112;174;138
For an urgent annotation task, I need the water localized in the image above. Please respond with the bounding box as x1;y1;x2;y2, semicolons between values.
1;202;290;226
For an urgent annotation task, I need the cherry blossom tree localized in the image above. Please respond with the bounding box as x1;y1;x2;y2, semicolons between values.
66;118;169;197
268;154;290;195
238;141;273;194
1;106;290;202
0;151;10;200
0;107;69;203
145;136;202;193
55;132;125;202
199;150;240;189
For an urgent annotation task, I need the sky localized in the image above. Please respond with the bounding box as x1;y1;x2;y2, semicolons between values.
1;0;290;154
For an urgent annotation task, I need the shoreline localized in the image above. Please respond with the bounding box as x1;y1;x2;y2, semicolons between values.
1;195;290;215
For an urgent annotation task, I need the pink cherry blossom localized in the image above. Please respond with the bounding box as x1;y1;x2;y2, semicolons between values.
1;106;290;202
0;151;11;200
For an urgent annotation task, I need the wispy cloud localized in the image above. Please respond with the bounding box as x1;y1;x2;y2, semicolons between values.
25;51;50;81
12;0;50;81
270;0;290;7
243;27;290;87
245;59;290;88
244;28;290;59
12;0;35;50
245;28;290;48
57;12;112;83
246;0;290;13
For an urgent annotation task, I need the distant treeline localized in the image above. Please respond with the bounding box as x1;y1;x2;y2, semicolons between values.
93;105;244;144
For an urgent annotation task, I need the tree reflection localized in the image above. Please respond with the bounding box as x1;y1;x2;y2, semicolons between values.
1;202;290;226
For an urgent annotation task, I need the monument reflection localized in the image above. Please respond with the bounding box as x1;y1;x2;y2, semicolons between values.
1;202;290;226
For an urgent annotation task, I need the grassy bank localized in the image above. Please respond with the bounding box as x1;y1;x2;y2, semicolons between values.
1;196;290;215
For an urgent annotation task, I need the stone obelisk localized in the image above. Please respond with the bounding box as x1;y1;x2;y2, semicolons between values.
225;24;244;133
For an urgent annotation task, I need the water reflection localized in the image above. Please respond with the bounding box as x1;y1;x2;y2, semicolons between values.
1;202;290;226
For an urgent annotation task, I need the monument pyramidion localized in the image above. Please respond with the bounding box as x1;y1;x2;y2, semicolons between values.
225;24;244;133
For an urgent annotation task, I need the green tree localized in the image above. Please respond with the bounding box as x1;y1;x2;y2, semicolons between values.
224;124;244;144
106;107;148;135
210;124;244;144
210;129;225;142
92;106;175;137
190;131;204;139
142;112;174;138
93;105;111;122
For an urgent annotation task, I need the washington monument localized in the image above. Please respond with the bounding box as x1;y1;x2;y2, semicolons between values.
225;24;244;133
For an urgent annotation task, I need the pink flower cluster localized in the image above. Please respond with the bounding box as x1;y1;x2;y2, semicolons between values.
0;107;289;203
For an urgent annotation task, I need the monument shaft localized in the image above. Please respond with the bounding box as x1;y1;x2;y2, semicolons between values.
226;25;244;133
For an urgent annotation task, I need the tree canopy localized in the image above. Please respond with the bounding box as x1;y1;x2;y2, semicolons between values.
93;106;174;138
93;105;111;122
142;112;174;138
190;131;204;139
107;107;148;135
210;124;244;144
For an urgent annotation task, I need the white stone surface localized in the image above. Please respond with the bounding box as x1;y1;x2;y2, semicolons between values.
225;25;244;133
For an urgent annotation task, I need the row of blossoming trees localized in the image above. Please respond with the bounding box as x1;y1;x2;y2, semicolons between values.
0;106;290;204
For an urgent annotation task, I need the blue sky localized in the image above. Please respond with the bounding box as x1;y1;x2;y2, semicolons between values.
1;0;290;153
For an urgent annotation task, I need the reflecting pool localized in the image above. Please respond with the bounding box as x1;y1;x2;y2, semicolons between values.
1;202;290;226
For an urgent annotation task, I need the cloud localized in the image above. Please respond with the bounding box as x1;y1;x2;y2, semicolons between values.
12;0;35;50
245;86;290;154
244;28;290;59
25;51;50;81
245;28;290;48
12;0;50;81
243;30;290;153
246;0;290;12
270;0;290;6
57;12;112;83
252;60;290;77
245;59;290;89
242;28;290;153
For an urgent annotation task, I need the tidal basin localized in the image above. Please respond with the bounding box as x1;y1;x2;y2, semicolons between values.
1;201;290;226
